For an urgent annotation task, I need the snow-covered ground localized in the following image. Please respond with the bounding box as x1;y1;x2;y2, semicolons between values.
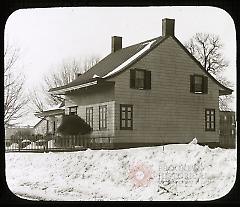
5;141;236;201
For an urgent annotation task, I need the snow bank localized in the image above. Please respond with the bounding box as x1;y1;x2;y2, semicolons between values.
5;143;236;201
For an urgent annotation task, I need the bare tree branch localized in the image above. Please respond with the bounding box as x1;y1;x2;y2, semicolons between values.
4;44;29;127
184;33;233;110
30;56;100;110
185;33;228;74
28;90;45;112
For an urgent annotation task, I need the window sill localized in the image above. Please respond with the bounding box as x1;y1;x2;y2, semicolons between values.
191;92;207;95
99;128;108;131
131;88;150;90
120;128;133;130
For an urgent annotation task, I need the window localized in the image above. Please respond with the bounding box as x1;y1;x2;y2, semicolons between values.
135;70;145;89
53;120;56;134
99;105;107;130
46;120;49;133
69;106;78;115
190;75;208;94
86;107;93;128
130;69;151;90
120;104;133;130
205;109;215;131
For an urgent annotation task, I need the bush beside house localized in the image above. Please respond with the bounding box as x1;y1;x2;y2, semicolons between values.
57;115;92;135
55;115;92;148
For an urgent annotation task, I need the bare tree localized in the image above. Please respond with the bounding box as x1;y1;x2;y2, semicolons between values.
185;33;234;110
4;44;29;126
30;56;100;111
185;33;229;75
28;90;45;112
82;55;100;72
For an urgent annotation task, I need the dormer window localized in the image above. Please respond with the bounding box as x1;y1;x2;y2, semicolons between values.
190;75;208;94
130;69;151;90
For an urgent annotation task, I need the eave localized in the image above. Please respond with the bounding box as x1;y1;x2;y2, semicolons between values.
172;36;233;96
49;80;98;95
35;109;64;118
49;79;115;95
219;89;233;96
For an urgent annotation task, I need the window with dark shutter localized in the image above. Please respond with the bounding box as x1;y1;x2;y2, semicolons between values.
194;76;203;93
130;69;151;90
135;70;145;89
190;75;208;94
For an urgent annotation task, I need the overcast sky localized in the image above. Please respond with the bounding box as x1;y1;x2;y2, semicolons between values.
4;6;236;125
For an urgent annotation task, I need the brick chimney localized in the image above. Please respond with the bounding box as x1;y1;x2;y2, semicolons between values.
162;18;175;36
111;36;122;52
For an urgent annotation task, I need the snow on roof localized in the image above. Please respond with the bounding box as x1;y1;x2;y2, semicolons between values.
15;115;42;128
45;103;63;111
92;74;100;78
102;40;156;78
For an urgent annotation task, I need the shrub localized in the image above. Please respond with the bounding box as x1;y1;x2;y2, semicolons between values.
57;115;92;136
10;129;34;143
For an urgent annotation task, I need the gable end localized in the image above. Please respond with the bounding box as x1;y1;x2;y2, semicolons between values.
171;36;233;95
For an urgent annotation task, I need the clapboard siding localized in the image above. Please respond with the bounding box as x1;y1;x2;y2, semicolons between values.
64;85;115;137
76;101;115;137
65;84;114;107
34;115;63;135
110;36;220;144
34;120;47;135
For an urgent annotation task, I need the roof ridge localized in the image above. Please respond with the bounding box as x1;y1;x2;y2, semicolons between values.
49;36;164;93
68;36;162;82
121;36;162;50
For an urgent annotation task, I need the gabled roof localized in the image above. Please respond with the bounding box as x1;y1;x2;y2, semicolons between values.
34;103;65;118
33;118;45;128
49;35;233;96
49;36;165;94
172;36;233;95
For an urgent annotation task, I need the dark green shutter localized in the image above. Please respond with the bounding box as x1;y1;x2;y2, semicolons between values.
130;69;136;88
190;75;194;93
144;70;151;89
203;76;208;94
